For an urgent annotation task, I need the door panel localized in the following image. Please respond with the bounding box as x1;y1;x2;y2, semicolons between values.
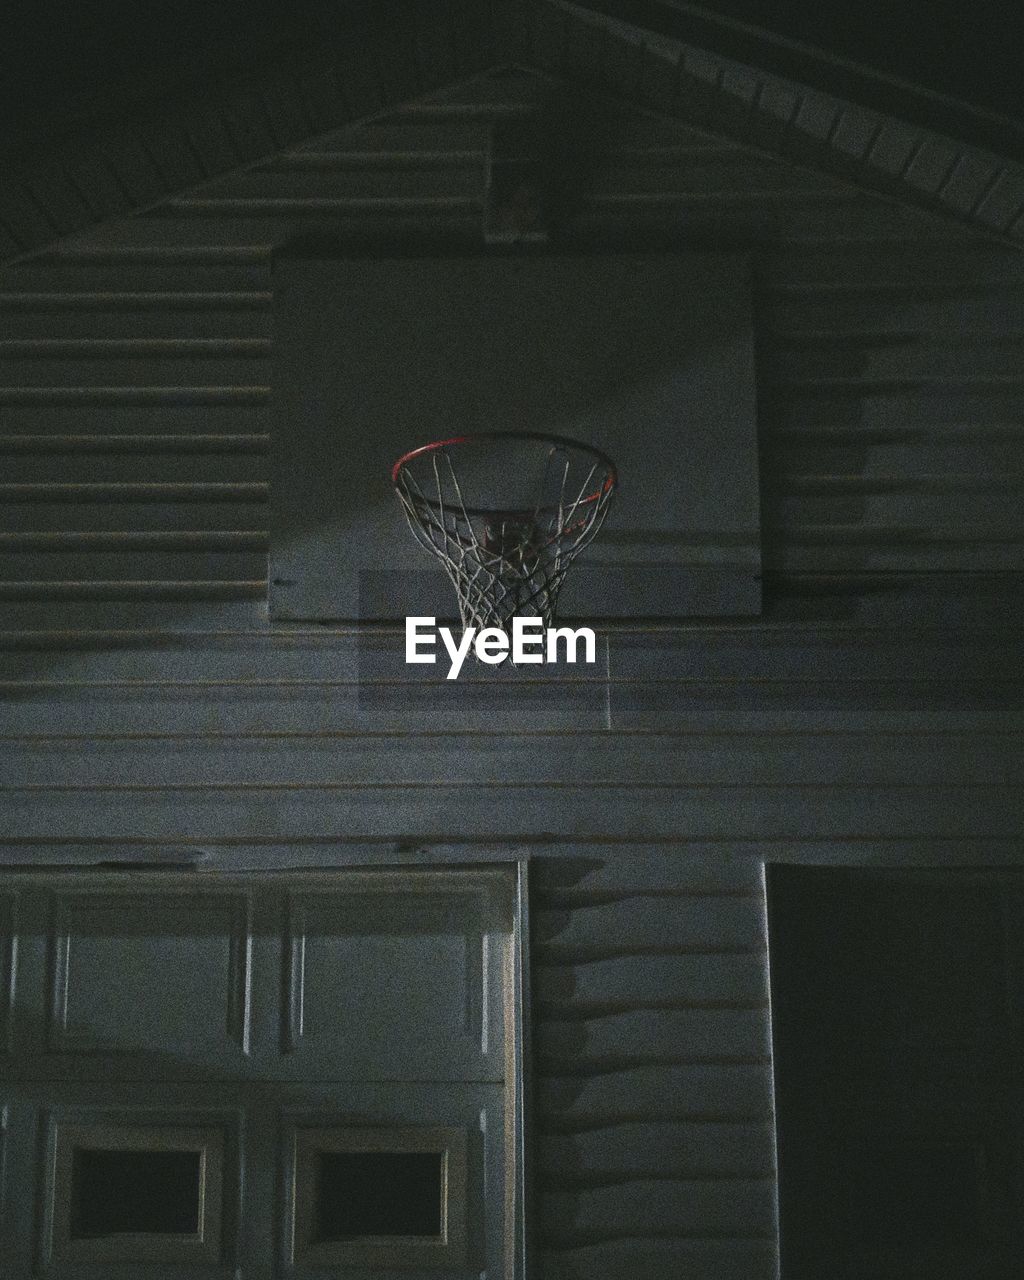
48;890;251;1060
282;877;507;1080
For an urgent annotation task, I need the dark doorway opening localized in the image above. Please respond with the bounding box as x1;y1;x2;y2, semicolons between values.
768;867;1024;1279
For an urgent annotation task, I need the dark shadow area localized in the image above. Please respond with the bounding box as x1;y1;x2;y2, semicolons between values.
70;1148;202;1238
0;0;378;165
768;866;1024;1280
3;0;1023;172
314;1151;443;1239
581;0;1024;157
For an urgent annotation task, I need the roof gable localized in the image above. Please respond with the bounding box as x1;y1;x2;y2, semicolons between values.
0;0;1022;265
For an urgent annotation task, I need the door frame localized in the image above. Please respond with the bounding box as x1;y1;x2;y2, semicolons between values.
0;851;535;1280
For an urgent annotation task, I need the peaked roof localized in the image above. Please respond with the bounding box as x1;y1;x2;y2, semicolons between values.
579;0;1024;158
2;0;1024;265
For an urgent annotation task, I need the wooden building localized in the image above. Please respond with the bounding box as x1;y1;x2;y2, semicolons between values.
1;3;1023;1278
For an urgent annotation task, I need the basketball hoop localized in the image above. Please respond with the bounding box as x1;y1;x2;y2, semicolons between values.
392;431;617;632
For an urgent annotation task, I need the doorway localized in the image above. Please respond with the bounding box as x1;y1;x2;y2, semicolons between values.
768;866;1024;1280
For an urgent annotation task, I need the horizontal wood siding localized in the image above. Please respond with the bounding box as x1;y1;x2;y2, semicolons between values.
1;68;1023;1280
531;851;774;1278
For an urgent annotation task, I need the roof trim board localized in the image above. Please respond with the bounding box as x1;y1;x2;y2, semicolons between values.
572;0;1024;163
537;2;1024;240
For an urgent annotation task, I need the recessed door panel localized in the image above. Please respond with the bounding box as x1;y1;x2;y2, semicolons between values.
48;891;251;1062
284;874;509;1081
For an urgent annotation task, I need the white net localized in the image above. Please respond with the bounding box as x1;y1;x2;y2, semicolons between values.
393;433;616;632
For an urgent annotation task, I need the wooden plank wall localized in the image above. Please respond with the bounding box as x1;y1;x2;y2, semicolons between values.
1;67;1023;1280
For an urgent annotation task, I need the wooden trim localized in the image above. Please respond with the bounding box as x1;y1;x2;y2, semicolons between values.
282;894;306;1054
0;898;13;1059
538;1;1024;247
513;856;535;1279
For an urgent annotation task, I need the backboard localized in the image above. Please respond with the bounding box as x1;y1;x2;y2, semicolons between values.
270;250;761;621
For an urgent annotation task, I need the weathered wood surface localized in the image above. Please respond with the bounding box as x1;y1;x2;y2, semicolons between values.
1;787;1020;843
542;1178;776;1240
536;1064;775;1126
538;1120;776;1180
533;953;768;1008
540;1238;777;1280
